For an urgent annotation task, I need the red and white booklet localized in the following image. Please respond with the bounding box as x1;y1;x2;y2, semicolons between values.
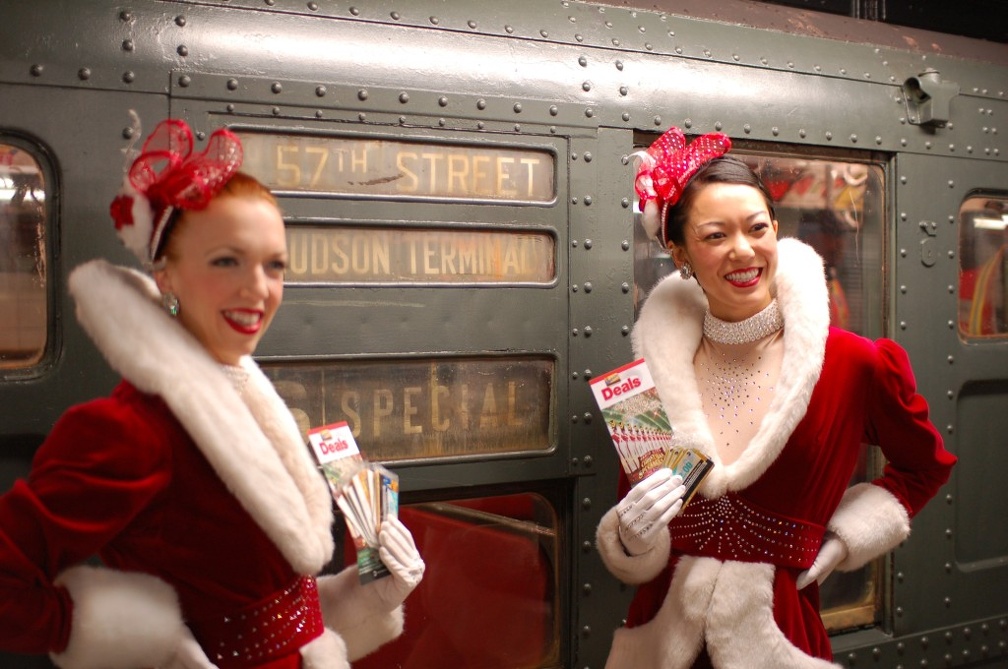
589;358;713;502
307;421;399;582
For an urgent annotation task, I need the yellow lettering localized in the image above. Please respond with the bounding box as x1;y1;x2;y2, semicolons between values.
496;156;517;197
430;378;449;432
520;157;541;198
422;153;444;193
507;381;523;426
472;155;491;196
311;233;329;275
423;239;439;275
341;391;362;438
331;233;350;274
448;154;469;194
479;384;498;428
373;389;393;437
440;239;457;274
403;386;422;435
396;152;420;193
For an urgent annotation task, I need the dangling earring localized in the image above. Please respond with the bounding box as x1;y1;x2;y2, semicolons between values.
679;261;693;280
162;292;179;317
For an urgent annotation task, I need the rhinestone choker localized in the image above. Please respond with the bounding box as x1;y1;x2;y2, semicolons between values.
703;299;783;345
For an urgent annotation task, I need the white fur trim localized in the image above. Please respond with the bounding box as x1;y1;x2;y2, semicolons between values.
596;506;671;585
300;629;350;669
68;260;334;574
604;558;840;669
827;482;911;571
50;566;184;669
632;239;830;496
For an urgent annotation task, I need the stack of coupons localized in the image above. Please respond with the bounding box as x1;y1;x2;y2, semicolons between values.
589;358;713;504
307;421;399;582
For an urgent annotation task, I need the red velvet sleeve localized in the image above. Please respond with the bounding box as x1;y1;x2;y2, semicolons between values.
0;390;172;654
866;339;957;517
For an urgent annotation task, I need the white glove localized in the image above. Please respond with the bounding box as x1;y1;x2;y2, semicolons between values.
372;516;425;609
158;627;217;669
797;533;848;590
616;468;686;556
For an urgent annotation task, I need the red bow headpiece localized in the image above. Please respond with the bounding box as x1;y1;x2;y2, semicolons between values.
110;118;243;265
633;127;731;244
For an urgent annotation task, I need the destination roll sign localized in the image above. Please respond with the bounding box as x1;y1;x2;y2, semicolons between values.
239;133;555;202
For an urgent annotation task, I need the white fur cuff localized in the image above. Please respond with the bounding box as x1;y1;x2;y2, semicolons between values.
596;506;671;585
827;483;910;571
49;566;184;669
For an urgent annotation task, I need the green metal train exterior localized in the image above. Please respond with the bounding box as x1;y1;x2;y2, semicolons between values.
1;1;1006;667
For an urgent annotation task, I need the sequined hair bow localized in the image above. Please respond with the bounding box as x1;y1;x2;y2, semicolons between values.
110;116;243;265
633;126;731;244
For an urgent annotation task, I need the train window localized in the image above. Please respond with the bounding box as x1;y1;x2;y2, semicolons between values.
238;132;555;203
263;355;555;462
958;195;1008;338
632;143;886;633
351;493;561;668
285;225;556;284
0;142;48;371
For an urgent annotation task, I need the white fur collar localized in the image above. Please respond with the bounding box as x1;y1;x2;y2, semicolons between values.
68;260;334;575
631;238;830;496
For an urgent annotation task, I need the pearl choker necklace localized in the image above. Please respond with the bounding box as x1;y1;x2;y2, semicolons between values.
220;364;249;393
703;299;783;345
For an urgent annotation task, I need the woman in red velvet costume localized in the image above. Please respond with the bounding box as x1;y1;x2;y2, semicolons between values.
0;118;423;669
595;128;956;669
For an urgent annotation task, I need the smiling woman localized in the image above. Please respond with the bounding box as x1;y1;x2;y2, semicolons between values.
0;118;425;669
152;177;287;366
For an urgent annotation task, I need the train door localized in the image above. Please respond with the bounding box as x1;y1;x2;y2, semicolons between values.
890;151;1008;644
173;79;593;666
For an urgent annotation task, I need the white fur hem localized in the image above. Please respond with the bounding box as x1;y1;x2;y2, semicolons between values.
827;482;910;570
596;506;671;584
49;566;184;669
301;628;350;669
605;558;841;669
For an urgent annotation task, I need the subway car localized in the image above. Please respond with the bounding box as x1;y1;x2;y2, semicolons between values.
1;1;1006;667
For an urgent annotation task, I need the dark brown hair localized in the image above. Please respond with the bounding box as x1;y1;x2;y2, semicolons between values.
664;156;776;247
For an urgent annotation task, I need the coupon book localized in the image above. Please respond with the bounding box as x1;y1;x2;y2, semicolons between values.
307;421;399;583
589;358;713;503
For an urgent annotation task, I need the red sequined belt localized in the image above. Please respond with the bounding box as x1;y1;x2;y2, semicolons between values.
668;493;825;569
190;576;324;668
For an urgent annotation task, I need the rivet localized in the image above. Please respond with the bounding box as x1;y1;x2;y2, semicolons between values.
715;121;723;130
621;197;630;208
584;239;593;249
505;25;514;34
357;90;368;101
850;134;858;143
621;282;630;293
583;81;592;92
653;115;662;126
122;71;135;83
799;129;807;138
430;16;439;25
477;99;486;110
119;10;133;21
78;67;92;81
308;2;319;11
122;39;135;52
271;82;282;94
175;15;186;27
226;103;235;112
772;127;779;136
178;74;191;87
585;108;594;118
550;105;559;116
584;282;593;292
29;64;43;77
619;85;628;96
316;85;327;97
540;29;549;38
621;240;629;250
272;107;280;116
744;124;752;134
579;55;588;67
825;131;833;140
684;118;692;128
399;92;409;103
389;11;399;20
177;45;189;57
438;96;448;107
584;326;593;337
468;20;477;29
622;325;630;335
